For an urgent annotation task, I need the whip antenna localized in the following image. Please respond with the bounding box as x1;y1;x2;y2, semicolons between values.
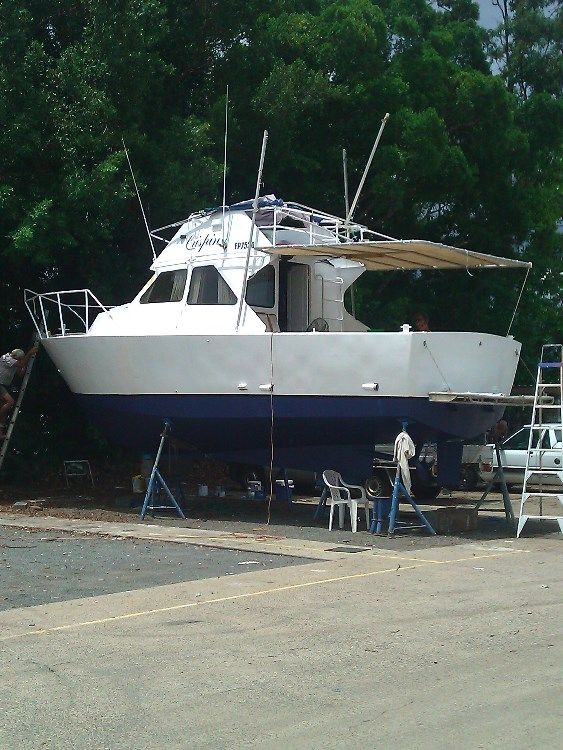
122;138;156;261
342;148;350;219
221;85;229;250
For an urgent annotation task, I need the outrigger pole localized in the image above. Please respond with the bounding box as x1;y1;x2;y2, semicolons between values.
346;112;390;225
236;129;269;331
122;138;157;262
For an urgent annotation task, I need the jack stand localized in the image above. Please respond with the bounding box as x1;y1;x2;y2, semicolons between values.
140;420;186;521
313;486;328;521
474;442;515;532
371;464;436;537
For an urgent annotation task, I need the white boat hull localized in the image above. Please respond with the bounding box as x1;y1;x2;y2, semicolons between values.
42;331;520;479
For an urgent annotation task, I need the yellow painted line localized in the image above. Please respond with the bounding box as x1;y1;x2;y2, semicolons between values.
444;550;527;564
0;549;524;643
0;563;425;642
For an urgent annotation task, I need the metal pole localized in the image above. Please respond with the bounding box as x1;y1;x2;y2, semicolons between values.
342;148;350;228
56;292;65;336
346;113;389;224
236;130;269;331
221;85;229;251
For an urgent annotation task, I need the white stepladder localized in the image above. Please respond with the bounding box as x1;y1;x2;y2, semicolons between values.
517;344;563;537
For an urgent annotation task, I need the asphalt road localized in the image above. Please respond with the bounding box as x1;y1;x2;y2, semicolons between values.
0;523;561;749
0;528;306;611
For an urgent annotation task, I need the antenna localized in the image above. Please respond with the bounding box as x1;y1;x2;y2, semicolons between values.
342;148;350;219
236;129;269;332
221;85;229;251
346;112;389;225
122;138;156;262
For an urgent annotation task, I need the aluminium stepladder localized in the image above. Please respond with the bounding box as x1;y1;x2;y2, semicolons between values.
517;344;563;537
0;339;39;474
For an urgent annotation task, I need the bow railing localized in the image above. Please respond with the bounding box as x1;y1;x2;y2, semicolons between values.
24;289;113;338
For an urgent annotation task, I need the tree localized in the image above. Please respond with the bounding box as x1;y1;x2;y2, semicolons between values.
487;0;562;100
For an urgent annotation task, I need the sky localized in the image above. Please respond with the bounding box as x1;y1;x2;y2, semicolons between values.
477;1;502;29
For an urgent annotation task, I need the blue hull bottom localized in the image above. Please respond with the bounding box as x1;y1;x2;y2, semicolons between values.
77;394;502;480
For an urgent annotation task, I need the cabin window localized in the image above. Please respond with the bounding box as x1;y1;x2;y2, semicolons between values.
245;264;275;308
187;265;237;305
140;269;187;304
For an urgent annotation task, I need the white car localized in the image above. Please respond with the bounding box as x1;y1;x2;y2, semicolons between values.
479;425;562;487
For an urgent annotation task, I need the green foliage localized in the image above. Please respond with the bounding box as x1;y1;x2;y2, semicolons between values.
0;0;560;472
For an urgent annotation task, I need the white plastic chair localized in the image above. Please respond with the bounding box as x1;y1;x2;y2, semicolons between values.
322;470;370;533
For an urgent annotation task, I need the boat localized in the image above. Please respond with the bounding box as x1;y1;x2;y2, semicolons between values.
25;195;530;483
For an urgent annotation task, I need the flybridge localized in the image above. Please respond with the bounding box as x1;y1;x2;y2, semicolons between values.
150;195;532;273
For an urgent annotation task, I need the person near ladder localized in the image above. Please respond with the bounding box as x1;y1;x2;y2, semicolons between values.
0;345;38;439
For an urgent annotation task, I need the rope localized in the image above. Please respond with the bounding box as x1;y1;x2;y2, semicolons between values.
423;340;451;391
507;266;530;336
266;331;275;525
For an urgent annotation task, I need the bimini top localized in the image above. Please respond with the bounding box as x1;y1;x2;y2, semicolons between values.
262;239;531;272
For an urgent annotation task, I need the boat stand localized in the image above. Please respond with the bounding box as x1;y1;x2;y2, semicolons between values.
369;463;436;537
140;420;186;521
313;486;328;521
474;441;515;531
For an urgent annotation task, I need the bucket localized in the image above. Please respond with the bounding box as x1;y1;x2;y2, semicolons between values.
132;475;146;494
197;484;209;497
275;479;294;502
215;485;226;498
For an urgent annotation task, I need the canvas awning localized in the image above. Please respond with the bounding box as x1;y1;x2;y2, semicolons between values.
259;239;531;272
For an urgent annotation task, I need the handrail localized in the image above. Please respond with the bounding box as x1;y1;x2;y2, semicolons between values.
24;288;113;338
259;205;397;248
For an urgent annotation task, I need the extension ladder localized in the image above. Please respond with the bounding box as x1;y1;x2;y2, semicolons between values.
517;344;563;537
0;341;39;474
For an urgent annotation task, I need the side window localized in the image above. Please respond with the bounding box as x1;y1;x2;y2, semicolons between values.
140;269;187;304
245;264;275;308
187;265;237;305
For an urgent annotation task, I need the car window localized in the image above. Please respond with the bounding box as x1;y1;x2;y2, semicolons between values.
140;269;187;303
503;428;529;450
